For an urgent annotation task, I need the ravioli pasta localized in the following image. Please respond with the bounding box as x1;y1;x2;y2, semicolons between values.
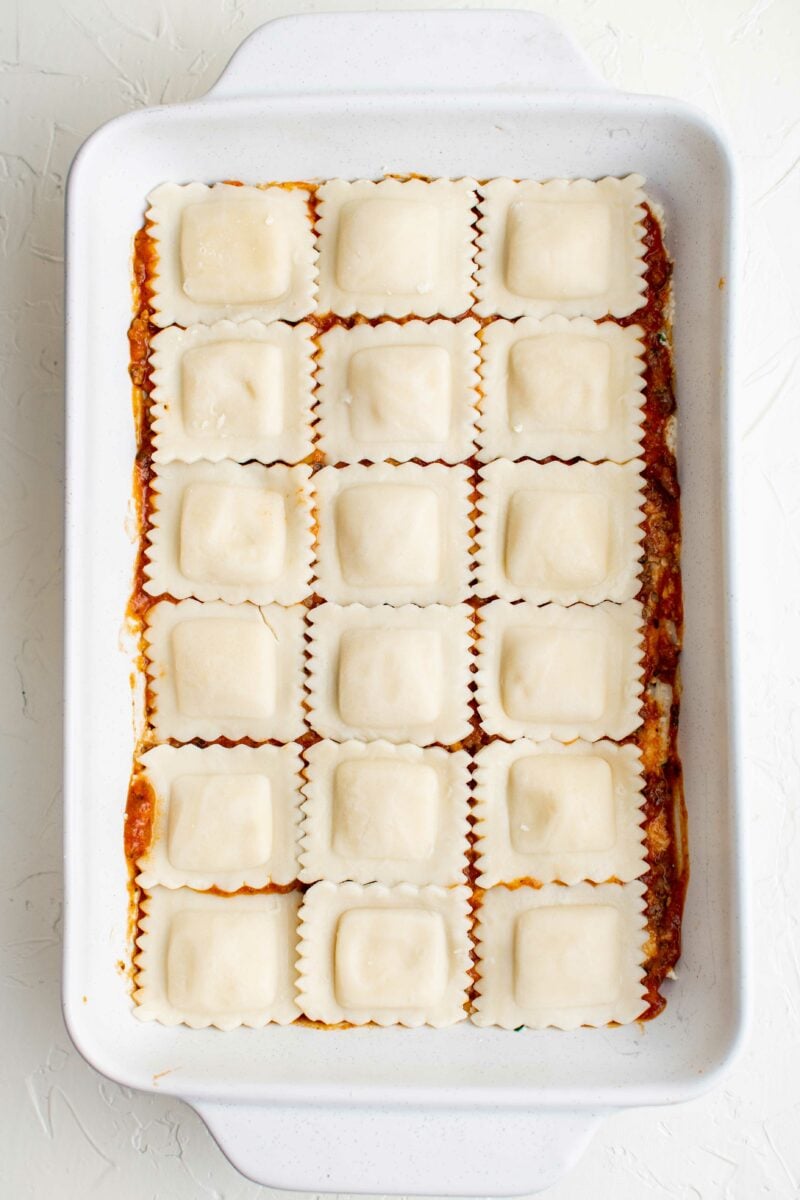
306;603;473;745
315;177;477;318
472;740;647;887
476;175;647;319
145;461;314;605
147;183;317;326
316;319;480;463
301;741;470;886
298;881;472;1027
144;598;306;743
129;172;681;1032
134;887;301;1029
475;598;645;741
477;316;646;463
136;743;303;892
149;320;315;465
475;459;646;605
314;462;472;606
472;882;647;1030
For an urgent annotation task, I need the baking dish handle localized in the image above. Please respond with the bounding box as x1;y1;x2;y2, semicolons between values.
205;10;608;100
193;1100;605;1195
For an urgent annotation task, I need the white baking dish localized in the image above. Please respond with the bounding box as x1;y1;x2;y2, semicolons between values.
63;11;747;1195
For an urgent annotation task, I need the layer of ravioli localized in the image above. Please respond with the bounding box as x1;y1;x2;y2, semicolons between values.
128;172;682;1034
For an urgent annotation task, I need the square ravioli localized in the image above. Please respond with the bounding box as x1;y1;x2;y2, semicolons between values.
472;881;646;1029
149;321;314;465
473;739;646;886
316;319;479;463
134;887;300;1028
145;460;314;604
314;463;471;605
300;740;469;885
307;603;473;745
298;881;471;1026
144;461;313;605
135;743;303;891
316;178;477;317
146;182;316;326
478;316;645;463
476;600;644;741
476;459;645;604
145;598;305;743
476;176;647;319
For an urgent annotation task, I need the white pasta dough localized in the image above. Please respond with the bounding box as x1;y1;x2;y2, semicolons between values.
134;172;663;1034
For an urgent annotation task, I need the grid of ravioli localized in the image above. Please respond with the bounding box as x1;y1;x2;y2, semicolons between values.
128;175;683;1032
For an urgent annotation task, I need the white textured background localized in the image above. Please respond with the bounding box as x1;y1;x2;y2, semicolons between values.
1;0;797;1196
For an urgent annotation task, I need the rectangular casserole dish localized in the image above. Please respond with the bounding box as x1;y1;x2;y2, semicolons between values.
63;12;747;1195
